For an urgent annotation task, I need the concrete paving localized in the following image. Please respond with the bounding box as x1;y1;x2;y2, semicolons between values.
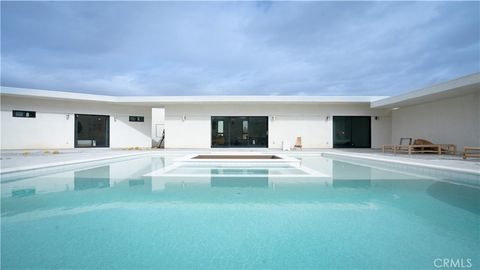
0;149;156;173
320;149;480;175
1;148;479;175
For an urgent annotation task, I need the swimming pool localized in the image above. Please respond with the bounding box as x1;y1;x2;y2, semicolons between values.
1;154;479;269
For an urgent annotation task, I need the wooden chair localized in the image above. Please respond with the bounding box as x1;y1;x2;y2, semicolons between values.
463;147;480;159
406;139;440;154
411;139;456;155
395;139;456;155
382;137;412;153
293;137;302;150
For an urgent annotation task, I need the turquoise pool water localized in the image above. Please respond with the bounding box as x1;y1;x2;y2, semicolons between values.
1;155;479;269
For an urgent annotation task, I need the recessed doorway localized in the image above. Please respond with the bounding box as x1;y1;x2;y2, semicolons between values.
75;114;110;148
333;116;371;148
211;116;268;148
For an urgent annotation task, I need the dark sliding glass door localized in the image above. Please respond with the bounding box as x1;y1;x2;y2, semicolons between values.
75;114;110;148
211;116;268;148
333;116;371;148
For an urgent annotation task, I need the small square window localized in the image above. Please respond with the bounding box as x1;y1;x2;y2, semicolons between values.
129;116;144;122
218;121;224;133
242;120;248;133
12;110;36;118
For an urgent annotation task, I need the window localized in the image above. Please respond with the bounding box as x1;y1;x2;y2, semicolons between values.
242;120;248;139
242;120;248;133
75;114;110;148
211;116;268;148
129;116;144;122
13;110;36;118
333;116;371;148
217;120;224;134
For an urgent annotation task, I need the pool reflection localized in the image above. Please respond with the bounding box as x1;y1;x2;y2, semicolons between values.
1;156;479;222
211;177;269;188
11;187;36;198
74;166;110;190
332;180;371;188
129;179;146;187
331;160;372;188
210;168;269;188
426;181;480;215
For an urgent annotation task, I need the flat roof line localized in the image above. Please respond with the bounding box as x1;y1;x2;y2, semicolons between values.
0;86;116;102
0;86;386;104
370;73;480;109
2;72;479;106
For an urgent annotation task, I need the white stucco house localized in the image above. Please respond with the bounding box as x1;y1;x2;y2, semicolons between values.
1;73;479;151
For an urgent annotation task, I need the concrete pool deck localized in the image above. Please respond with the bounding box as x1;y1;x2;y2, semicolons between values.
1;148;479;175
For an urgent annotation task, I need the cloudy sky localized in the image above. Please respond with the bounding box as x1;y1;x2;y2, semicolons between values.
1;1;479;96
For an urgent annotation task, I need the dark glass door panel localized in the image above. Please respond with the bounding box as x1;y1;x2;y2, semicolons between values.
333;116;371;148
211;116;268;148
75;114;110;148
211;117;227;147
351;117;371;148
229;117;245;147
333;116;352;147
248;117;268;147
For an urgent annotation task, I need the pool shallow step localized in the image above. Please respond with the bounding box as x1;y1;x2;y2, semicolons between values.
144;164;330;178
176;153;302;166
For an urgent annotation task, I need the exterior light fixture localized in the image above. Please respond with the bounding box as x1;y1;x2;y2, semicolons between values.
66;114;70;120
392;107;399;110
326;115;330;121
374;116;379;120
272;116;276;121
182;115;186;121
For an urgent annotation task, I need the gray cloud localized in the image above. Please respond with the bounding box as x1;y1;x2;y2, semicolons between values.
1;1;479;96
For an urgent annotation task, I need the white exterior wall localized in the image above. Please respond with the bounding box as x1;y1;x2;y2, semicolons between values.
1;96;152;149
391;91;480;150
164;103;391;149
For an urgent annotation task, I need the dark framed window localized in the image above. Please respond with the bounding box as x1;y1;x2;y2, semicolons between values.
211;116;268;148
75;114;110;148
12;110;36;118
333;116;371;148
129;116;144;122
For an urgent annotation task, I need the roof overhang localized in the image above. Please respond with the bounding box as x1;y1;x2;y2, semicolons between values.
114;95;386;105
2;73;478;107
0;87;386;105
0;87;116;103
370;73;480;109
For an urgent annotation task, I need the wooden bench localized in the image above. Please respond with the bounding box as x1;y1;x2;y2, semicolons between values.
463;147;480;159
394;144;442;155
382;138;412;153
440;144;456;155
382;145;397;152
383;139;456;155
